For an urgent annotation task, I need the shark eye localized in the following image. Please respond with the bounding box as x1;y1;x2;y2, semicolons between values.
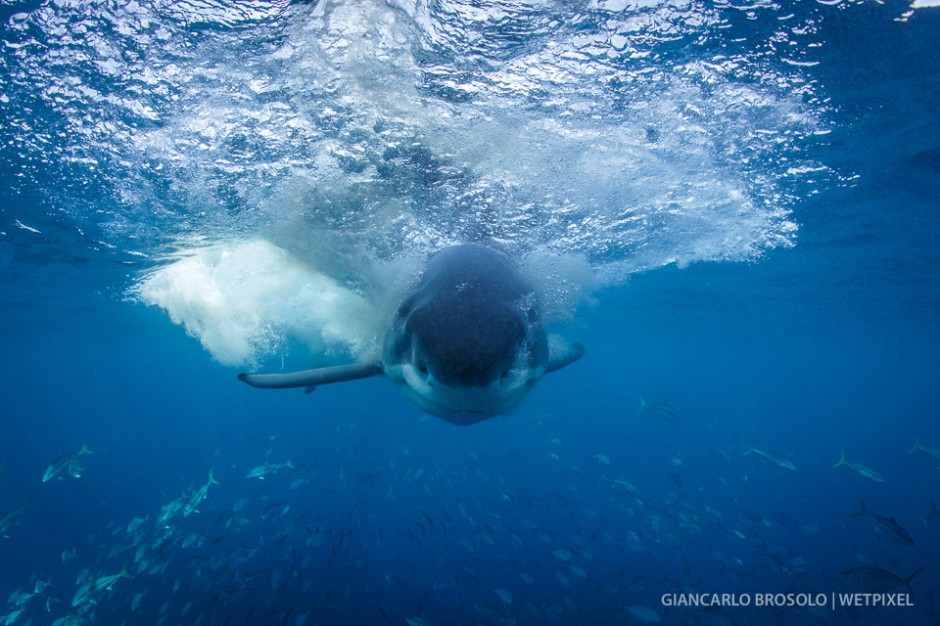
418;363;428;376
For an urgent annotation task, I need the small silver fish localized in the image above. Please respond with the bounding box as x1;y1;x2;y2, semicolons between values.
854;499;914;546
745;445;796;471
183;469;220;517
909;439;940;464
246;459;295;479
43;444;93;482
833;450;883;482
842;566;923;593
637;397;682;421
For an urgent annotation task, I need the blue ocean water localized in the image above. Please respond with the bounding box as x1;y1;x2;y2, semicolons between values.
2;1;939;624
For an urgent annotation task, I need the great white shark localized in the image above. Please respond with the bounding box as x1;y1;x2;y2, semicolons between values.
239;244;584;425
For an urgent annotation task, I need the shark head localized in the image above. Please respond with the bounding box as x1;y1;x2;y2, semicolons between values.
383;245;548;424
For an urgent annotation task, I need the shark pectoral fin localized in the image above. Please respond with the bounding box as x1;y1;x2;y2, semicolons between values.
544;337;585;374
238;362;383;390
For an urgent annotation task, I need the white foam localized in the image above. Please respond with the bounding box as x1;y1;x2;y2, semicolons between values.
121;0;819;364
136;239;379;368
7;0;825;355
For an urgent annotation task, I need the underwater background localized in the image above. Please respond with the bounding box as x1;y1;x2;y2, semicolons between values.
1;0;939;624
